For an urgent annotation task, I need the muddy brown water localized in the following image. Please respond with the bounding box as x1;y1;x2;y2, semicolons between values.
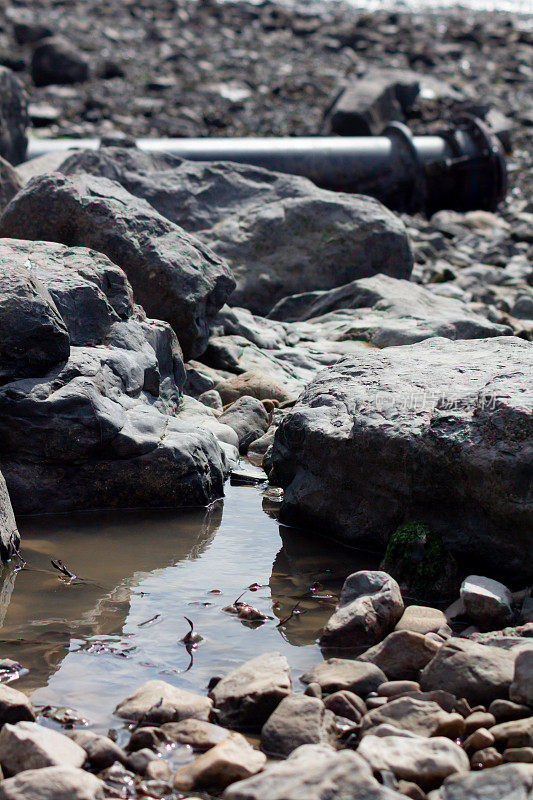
0;466;379;734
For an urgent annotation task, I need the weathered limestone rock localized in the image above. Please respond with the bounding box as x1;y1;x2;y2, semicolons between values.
114;680;212;724
319;571;404;649
56;147;414;316
0;173;235;359
301;659;386;697
357;733;469;789
261;694;336;756
0;766;105;800
223;743;406;800
358;630;441;680
0;685;35;728
210;653;291;731
270;337;533;578
460;576;514;630
0;721;86;774
361;697;465;738
0;68;27;165
174;735;266;792
510;649;533;707
420;638;517;706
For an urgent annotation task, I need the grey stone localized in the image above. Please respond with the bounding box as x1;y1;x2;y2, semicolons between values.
0;173;235;360
174;735;266;793
320;571;404;649
0;766;105;800
198;389;223;411
160;719;232;750
491;718;533;750
210;653;291;731
0;685;35;727
323;690;366;723
114;679;212;724
357;733;469;790
216;371;293;405
489;699;532;722
358;630;441;680
420;638;517;706
125;747;158;776
460;575;514;630
57;147;413;316
0;69;27;165
0;158;21;214
219;396;270;455
223;743;406;800
395;606;449;635
31;37;90;87
437;763;533;799
0;721;86;774
67;730;126;771
503;748;533;764
0;472;20;562
261;694;336;756
301;659;386;697
361;697;465;738
270;337;533;578
510;648;533;707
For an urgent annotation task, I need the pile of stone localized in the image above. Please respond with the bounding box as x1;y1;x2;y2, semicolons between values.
0;568;531;799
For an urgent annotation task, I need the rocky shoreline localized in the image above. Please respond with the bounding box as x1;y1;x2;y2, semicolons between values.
0;0;531;797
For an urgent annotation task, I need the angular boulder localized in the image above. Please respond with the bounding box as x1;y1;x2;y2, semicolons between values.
56;147;414;316
261;694;336;757
0;721;86;774
460;575;514;631
0;173;235;359
357;630;441;680
270;337;533;579
319;571;404;650
209;653;291;731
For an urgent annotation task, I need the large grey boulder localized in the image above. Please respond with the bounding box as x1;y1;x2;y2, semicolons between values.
0;239;229;514
0;766;105;800
437;763;533;799
210;653;291;731
223;743;406;800
261;694;336;757
0;721;86;774
0;473;20;562
0;68;27;165
420;638;517;706
0;173;235;359
270;336;533;578
319;571;404;650
56;147;414;316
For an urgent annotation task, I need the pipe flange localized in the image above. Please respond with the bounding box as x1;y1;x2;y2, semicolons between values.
385;122;428;214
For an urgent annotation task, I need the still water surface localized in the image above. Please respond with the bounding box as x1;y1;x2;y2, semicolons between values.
0;472;378;732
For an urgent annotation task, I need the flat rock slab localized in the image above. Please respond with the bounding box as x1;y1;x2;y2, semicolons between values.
0;721;86;774
301;659;386;697
270;336;533;579
210;653;291;731
395;606;448;635
114;680;212;724
223;743;406;800
0;766;105;800
0;172;235;359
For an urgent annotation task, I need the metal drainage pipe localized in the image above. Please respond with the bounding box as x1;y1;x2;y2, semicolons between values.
27;115;506;216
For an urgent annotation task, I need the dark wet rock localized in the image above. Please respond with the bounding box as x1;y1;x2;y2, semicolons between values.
12;21;54;46
31;37;90;87
320;571;404;650
437;763;533;800
460;576;514;631
301;659;386;697
223;743;406;800
261;694;336;757
270;337;533;580
0;68;27;165
125;726;167;753
0;472;20;562
358;733;469;790
174;735;266;793
420;639;517;706
0;158;21;214
68;730;126;771
114;679;212;724
58;147;413;316
125;747;159;776
361;697;465;739
357;630;441;681
218;396;270;455
209;653;291;731
510;649;533;707
0;173;235;360
0;766;105;800
0;721;86;774
0;250;70;383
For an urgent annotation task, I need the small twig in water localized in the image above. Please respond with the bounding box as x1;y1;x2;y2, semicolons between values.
137;614;162;628
51;559;76;580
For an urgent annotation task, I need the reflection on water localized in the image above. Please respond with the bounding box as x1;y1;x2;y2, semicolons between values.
0;476;378;731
